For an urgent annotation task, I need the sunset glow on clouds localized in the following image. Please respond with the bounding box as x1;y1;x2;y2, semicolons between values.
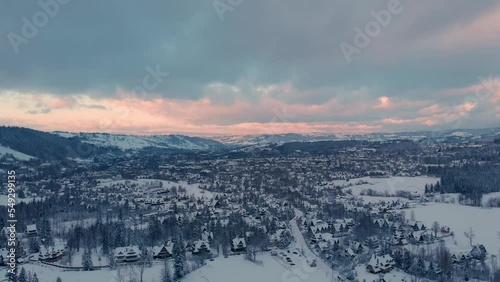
1;1;500;135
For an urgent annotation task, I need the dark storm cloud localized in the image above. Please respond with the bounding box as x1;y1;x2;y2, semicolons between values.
0;0;499;103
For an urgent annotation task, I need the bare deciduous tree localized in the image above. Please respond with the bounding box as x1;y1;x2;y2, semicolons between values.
464;227;475;247
432;222;440;238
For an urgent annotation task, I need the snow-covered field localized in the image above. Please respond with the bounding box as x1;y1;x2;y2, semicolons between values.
409;202;500;254
0;144;35;160
0;195;43;206
184;253;332;282
186;252;334;282
357;195;411;204
20;262;171;282
184;210;335;282
482;192;500;207
97;179;219;199
337;176;439;196
54;132;221;151
355;265;415;282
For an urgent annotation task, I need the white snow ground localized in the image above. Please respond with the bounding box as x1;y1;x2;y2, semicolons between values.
336;176;440;196
0;144;35;160
409;202;500;254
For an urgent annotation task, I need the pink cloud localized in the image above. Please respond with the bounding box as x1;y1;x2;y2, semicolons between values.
419;104;443;115
46;96;78;109
424;5;500;51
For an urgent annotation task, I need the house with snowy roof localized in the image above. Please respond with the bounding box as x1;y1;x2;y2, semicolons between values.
192;240;210;255
153;242;173;259
366;254;395;274
25;224;38;236
231;237;246;252
114;246;141;263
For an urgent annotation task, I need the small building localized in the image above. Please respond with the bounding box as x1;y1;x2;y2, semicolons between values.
153;242;173;259
38;246;65;262
366;254;395;274
25;224;38;236
231;237;246;253
192;240;210;255
469;245;487;260
114;246;140;263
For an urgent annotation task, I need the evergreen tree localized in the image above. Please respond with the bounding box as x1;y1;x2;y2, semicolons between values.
32;273;39;282
173;237;186;281
29;238;40;253
40;219;53;246
6;264;17;282
108;250;116;269
56;277;62;282
82;249;93;271
18;268;27;282
402;250;412;271
427;261;436;280
161;259;171;282
409;255;425;276
393;250;403;268
278;230;292;249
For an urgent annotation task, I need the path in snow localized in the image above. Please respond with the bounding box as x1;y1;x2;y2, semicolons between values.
290;208;338;281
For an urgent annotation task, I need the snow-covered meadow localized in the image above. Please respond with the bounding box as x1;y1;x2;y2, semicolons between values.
0;144;35;160
336;176;440;196
409;202;500;254
96;178;219;200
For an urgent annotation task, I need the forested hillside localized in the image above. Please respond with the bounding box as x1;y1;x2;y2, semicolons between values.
0;126;103;160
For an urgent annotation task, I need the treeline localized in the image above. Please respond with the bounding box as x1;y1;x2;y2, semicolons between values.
427;164;500;206
0;126;110;160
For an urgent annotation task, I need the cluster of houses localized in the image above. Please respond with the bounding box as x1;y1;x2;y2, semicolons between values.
114;246;141;263
298;191;493;278
451;245;488;264
109;237;248;265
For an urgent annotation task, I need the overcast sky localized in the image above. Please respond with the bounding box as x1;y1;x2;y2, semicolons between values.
1;0;499;135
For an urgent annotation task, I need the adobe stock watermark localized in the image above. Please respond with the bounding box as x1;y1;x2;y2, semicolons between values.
7;0;71;54
213;0;243;21
131;65;170;98
339;0;409;64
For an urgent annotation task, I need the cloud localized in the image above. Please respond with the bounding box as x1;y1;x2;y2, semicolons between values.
1;1;499;134
25;108;51;115
422;4;500;51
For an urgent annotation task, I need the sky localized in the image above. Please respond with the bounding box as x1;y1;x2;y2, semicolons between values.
0;0;500;136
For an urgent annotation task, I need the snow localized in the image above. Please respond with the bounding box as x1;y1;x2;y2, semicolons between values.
337;176;440;196
52;131;77;138
290;209;338;281
183;209;336;282
357;195;411;204
0;144;35;160
53;132;222;151
185;255;290;282
408;202;500;254
97;179;219;200
431;193;461;204
355;265;414;282
185;253;332;282
0;195;43;206
482;192;500;207
19;263;116;282
20;261;173;282
448;131;474;138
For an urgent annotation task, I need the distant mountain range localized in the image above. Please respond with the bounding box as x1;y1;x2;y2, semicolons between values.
0;126;499;161
53;131;226;151
210;127;500;145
